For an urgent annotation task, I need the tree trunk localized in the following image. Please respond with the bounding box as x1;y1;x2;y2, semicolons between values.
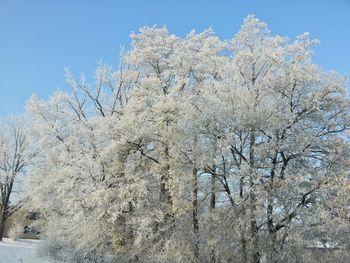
0;210;6;241
0;188;11;242
127;201;134;242
192;166;199;263
240;176;248;263
210;172;216;211
267;231;277;263
209;170;216;263
249;131;260;263
159;145;175;231
250;190;260;263
267;152;278;263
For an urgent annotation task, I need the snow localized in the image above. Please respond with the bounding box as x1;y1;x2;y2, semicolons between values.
0;238;51;263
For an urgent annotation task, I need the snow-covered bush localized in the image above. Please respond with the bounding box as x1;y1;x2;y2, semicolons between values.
8;222;23;240
37;239;117;263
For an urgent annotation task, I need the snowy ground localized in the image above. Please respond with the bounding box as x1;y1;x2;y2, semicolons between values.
0;238;51;263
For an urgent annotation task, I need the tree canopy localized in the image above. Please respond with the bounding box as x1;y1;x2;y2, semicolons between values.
26;16;349;263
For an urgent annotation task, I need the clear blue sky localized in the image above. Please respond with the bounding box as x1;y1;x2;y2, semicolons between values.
1;0;349;115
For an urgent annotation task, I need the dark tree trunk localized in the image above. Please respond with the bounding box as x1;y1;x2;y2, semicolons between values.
209;170;216;263
240;176;248;263
0;185;11;242
159;145;175;232
249;131;260;263
192;166;199;262
210;172;216;211
0;209;7;241
267;151;278;263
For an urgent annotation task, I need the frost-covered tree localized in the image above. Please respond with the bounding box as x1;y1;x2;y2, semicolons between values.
26;16;349;263
0;118;38;240
26;64;137;259
197;17;350;263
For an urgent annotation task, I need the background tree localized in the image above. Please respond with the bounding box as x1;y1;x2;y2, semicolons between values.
0;118;38;240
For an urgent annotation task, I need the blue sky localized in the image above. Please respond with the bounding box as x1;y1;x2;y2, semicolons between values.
1;0;350;115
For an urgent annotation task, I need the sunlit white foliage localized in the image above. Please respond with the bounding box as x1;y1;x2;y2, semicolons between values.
26;16;349;263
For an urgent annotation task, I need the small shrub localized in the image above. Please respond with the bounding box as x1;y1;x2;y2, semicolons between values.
37;239;117;263
8;222;23;240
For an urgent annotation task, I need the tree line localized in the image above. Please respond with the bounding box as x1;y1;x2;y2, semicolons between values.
1;16;349;263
